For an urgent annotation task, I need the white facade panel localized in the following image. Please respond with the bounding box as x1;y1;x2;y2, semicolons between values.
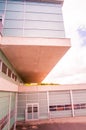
24;30;65;38
26;2;62;13
17;88;86;121
49;91;72;118
72;90;86;116
25;13;63;21
4;1;65;38
38;92;48;119
24;2;65;38
0;77;18;92
25;21;64;30
49;91;71;105
50;110;72;118
73;90;86;104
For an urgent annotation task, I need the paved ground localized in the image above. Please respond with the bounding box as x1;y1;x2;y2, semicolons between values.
16;117;86;130
16;123;86;130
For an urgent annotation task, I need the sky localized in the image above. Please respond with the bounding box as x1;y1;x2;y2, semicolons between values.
43;0;86;84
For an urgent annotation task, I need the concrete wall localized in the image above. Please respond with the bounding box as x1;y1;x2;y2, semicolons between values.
19;84;86;92
0;77;18;92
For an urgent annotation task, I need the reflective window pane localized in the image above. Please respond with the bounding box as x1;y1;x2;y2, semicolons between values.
6;3;24;11
2;63;7;74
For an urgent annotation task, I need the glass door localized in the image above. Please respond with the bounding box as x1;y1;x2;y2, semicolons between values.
26;103;39;120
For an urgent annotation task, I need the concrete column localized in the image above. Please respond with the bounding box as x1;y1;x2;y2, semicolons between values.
47;91;50;118
8;92;11;130
14;93;18;130
70;90;75;117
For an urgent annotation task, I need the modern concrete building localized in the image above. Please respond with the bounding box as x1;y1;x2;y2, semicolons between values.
0;0;86;130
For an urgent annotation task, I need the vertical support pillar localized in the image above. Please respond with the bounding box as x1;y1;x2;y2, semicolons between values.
23;0;26;37
0;60;2;72
25;93;27;121
47;91;50;119
70;90;75;117
14;93;17;130
3;0;7;25
8;92;11;130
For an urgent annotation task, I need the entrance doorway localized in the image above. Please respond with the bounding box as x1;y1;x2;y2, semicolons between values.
25;103;39;120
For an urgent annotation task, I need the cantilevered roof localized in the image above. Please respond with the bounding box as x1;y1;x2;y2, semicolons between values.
0;37;70;83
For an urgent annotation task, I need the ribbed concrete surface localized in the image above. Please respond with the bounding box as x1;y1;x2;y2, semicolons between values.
16;117;86;130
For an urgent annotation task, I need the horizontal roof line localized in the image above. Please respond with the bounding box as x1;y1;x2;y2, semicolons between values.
0;36;70;47
25;0;63;4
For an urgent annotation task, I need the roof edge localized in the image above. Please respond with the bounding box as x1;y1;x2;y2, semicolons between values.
26;0;63;4
0;36;70;47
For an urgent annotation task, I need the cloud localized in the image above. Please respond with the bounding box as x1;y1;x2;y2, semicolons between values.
54;27;86;84
77;26;86;47
43;0;86;84
54;73;86;84
43;26;86;84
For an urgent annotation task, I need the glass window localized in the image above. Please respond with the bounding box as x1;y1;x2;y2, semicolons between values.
24;20;63;30
50;104;72;111
74;104;80;110
28;107;32;113
7;0;23;5
25;12;63;21
74;103;86;110
57;105;64;111
5;11;23;20
8;68;12;77
80;104;86;109
2;62;7;74
24;29;64;38
0;10;4;14
25;3;61;14
49;106;57;111
33;107;38;112
12;73;15;79
3;28;23;37
6;3;24;12
4;20;23;28
64;105;72;110
14;75;17;81
0;2;5;11
0;0;6;1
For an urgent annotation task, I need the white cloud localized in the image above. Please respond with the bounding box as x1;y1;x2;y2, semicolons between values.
63;0;86;38
43;0;86;84
43;46;86;84
54;73;86;84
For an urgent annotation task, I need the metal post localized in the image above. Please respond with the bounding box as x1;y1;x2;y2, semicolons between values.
25;93;27;121
23;0;26;37
8;92;11;130
3;0;7;25
47;91;50;118
14;93;18;130
70;90;75;117
0;60;2;72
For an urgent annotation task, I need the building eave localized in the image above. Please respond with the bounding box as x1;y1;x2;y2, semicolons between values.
0;36;70;83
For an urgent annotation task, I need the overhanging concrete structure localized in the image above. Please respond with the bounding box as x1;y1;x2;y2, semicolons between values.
0;36;70;83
